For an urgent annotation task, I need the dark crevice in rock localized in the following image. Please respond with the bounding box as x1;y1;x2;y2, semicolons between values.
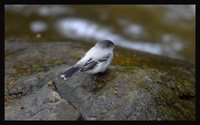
77;113;85;121
66;99;78;111
52;81;58;91
48;80;58;91
178;94;195;100
30;107;46;118
51;80;84;120
8;91;23;98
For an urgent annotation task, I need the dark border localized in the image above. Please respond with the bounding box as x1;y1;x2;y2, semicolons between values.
1;1;5;122
2;1;199;124
196;3;199;124
3;0;198;4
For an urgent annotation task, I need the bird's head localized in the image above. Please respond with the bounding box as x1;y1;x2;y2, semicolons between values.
96;40;116;49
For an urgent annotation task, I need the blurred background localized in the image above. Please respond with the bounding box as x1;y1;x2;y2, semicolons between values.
5;5;195;63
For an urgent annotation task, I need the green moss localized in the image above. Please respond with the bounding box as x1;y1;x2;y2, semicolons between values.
114;66;136;74
135;67;195;120
49;60;65;67
32;64;45;72
71;55;81;60
123;67;135;74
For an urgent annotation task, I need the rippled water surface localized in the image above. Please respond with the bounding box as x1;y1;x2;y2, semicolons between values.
5;5;195;63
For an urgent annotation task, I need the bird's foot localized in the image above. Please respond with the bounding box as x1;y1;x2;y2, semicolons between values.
94;69;110;77
92;69;110;82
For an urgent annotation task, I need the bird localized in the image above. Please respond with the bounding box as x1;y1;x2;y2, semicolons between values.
60;40;116;80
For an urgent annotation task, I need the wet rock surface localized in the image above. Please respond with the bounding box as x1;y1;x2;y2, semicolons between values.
5;40;195;120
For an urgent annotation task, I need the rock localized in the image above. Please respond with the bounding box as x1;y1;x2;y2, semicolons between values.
54;66;195;120
5;70;80;120
5;40;195;120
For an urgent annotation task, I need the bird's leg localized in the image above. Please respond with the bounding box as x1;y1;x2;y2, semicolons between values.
96;69;110;76
92;69;110;82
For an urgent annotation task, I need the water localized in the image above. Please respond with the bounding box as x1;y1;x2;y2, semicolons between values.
5;5;195;63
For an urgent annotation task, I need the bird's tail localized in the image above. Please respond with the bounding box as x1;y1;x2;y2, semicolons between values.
60;66;81;80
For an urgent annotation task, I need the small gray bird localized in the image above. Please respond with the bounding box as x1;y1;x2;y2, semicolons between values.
60;40;115;80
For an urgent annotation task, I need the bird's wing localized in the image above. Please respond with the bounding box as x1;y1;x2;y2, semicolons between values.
98;54;111;62
80;54;111;72
80;58;98;72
